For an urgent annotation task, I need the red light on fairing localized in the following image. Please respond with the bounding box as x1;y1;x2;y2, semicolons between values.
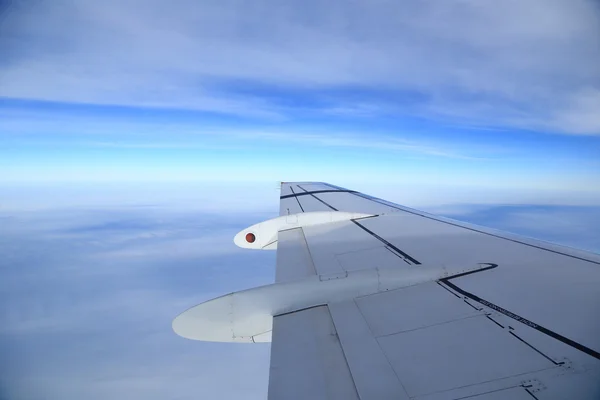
245;233;256;243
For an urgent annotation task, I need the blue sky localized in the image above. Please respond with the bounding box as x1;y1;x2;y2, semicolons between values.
1;0;600;200
1;0;600;399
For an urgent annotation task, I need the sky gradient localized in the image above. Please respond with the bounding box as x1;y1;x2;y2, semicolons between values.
1;0;600;203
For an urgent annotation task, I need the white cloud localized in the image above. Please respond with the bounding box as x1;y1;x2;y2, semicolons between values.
0;105;503;160
550;88;600;134
0;207;274;399
1;0;599;133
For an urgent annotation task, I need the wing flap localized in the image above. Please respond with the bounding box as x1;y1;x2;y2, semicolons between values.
377;312;552;397
301;219;416;275
268;306;359;400
275;228;316;283
355;281;480;337
328;300;409;400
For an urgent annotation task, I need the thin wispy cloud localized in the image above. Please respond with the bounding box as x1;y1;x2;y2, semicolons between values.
1;0;599;133
242;130;491;159
0;105;500;159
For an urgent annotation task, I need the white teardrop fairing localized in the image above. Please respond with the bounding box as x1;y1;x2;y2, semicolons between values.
172;263;496;343
233;211;375;250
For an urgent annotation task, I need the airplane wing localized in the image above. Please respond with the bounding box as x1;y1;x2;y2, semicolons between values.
174;182;600;400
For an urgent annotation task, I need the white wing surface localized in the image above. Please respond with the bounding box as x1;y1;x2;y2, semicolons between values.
174;182;600;399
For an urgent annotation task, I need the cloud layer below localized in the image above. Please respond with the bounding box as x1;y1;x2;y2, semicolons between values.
0;206;276;400
1;185;599;399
